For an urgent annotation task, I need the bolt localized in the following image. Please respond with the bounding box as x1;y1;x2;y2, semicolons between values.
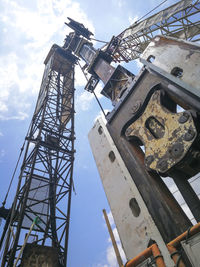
184;129;195;141
145;155;154;166
157;159;168;172
178;112;190;124
132;101;141;114
126;128;132;136
152;91;160;100
170;143;184;158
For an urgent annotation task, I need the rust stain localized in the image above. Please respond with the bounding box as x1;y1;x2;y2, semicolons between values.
125;90;197;173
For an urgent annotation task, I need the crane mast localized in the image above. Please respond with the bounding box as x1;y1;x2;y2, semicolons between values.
0;43;77;266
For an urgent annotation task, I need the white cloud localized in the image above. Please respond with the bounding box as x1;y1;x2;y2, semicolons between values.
75;63;89;87
75;82;104;112
117;0;125;8
0;112;29;121
0;149;6;163
128;15;139;25
76;91;94;111
135;58;143;69
0;0;95;120
106;232;126;267
107;211;114;227
0;131;3;137
94;109;110;123
95;83;104;99
1;149;5;157
106;246;118;267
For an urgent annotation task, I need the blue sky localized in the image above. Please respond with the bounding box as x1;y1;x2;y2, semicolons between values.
0;0;181;266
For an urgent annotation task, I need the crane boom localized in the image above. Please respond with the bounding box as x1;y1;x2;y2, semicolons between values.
112;0;200;62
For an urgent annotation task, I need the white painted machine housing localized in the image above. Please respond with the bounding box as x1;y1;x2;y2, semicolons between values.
88;117;174;266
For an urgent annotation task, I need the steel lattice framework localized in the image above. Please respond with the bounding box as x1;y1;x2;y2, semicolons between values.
114;0;200;62
0;45;77;266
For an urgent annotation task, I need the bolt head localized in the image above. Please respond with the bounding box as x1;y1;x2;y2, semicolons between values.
184;129;195;141
170;143;184;158
132;101;141;113
126;128;132;136
157;159;168;172
152;91;160;100
178;112;190;124
145;155;154;166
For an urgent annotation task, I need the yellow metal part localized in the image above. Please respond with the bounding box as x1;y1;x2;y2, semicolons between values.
125;90;197;173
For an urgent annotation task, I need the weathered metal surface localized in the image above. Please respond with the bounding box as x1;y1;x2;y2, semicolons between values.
140;58;200;113
101;65;135;106
111;0;200;62
88;117;174;265
104;68;192;244
181;232;200;267
79;43;96;65
141;35;200;90
44;44;77;74
93;58;115;84
125;90;197;173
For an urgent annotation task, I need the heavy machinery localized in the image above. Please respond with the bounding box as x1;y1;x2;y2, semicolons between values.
1;0;200;266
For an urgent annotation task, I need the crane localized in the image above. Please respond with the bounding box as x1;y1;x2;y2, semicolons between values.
0;0;200;266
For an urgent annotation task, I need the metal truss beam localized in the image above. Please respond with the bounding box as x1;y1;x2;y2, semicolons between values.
114;0;200;62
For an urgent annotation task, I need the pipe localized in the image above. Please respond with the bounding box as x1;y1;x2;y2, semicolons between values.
125;244;166;267
167;245;185;267
125;222;200;267
167;222;200;267
167;222;200;248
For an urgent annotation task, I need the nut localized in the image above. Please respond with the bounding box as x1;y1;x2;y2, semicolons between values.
157;159;168;172
152;91;160;100
169;143;184;158
145;155;154;166
184;129;195;141
178;112;190;124
132;100;141;113
126;127;132;136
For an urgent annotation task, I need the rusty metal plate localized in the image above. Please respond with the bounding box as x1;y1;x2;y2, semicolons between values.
93;58;115;84
125;90;197;173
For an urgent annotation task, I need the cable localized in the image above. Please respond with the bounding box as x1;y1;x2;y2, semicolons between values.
78;61;89;82
90;38;108;44
2;141;25;207
185;226;192;244
175;253;182;267
93;90;106;117
77;61;106;118
2;119;33;207
136;0;168;23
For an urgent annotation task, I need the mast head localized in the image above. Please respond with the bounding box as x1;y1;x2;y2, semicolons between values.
65;17;93;40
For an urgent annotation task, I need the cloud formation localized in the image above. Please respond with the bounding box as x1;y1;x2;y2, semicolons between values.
0;0;94;120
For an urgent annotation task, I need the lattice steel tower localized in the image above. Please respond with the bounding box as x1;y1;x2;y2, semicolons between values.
0;42;78;267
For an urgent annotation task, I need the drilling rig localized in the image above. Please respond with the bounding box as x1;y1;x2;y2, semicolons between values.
1;0;200;266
